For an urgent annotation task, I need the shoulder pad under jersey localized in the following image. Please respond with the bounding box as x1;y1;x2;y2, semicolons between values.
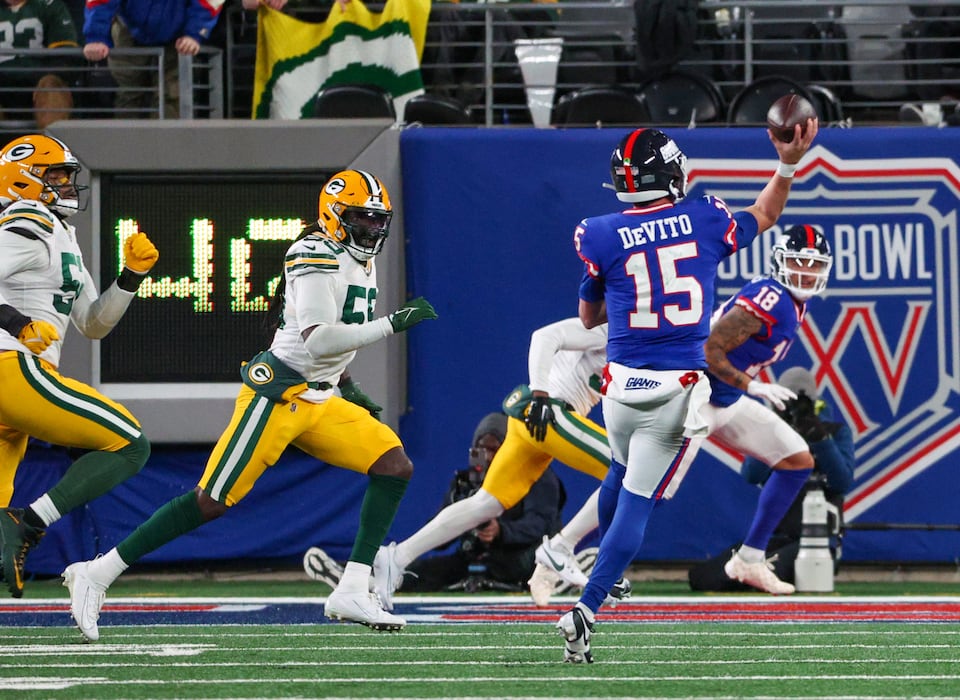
0;200;58;240
284;236;343;278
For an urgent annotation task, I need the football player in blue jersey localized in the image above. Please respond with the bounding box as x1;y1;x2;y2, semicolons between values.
557;121;817;663
672;225;834;594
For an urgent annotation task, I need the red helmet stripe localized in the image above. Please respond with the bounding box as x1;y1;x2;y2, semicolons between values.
802;224;816;247
621;129;645;194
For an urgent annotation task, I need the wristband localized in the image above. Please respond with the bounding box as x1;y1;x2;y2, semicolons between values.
776;162;797;178
117;267;147;292
0;304;30;337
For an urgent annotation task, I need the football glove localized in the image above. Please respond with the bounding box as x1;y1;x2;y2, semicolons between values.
340;379;383;421
17;320;60;354
388;297;438;333
746;380;796;411
123;232;159;274
525;394;555;442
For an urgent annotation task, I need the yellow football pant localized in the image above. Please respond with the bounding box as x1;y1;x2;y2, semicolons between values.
481;410;610;510
0;351;142;507
198;385;402;506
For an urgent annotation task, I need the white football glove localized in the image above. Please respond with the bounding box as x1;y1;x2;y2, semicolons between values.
746;380;797;411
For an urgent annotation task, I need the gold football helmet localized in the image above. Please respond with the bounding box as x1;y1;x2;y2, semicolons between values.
0;134;83;217
317;169;392;262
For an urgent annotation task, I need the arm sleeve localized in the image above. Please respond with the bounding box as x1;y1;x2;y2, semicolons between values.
731;209;760;251
70;269;135;339
83;0;120;45
578;269;605;303
575;219;605;301
185;0;225;43
296;271;393;358
497;470;562;547
528;317;605;392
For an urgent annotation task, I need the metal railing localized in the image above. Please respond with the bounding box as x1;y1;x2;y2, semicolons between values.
224;0;960;126
3;1;957;129
0;46;224;133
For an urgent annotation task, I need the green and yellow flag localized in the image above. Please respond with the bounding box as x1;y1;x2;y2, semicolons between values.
252;0;430;119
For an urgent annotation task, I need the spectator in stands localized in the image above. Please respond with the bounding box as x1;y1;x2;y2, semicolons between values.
304;412;566;593
81;0;225;119
0;0;79;128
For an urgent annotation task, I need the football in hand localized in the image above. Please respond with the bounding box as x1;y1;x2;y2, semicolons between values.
766;94;817;143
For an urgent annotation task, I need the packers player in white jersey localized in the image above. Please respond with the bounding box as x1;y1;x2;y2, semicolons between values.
63;169;437;641
371;317;630;612
0;134;158;598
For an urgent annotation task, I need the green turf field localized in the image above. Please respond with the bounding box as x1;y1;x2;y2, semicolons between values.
4;621;960;699
5;574;960;699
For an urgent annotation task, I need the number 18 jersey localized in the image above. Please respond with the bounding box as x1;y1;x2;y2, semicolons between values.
707;276;807;408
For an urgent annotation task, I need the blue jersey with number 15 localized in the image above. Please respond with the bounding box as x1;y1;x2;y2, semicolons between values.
576;195;759;371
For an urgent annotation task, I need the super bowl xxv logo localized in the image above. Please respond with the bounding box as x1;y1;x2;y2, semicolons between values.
688;145;960;520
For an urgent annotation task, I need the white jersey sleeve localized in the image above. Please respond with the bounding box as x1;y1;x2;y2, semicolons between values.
296;270;392;357
526;317;608;416
528;317;607;391
70;269;135;339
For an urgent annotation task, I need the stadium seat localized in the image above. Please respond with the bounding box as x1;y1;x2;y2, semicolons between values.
806;83;845;123
726;76;817;125
639;70;725;125
551;85;650;126
313;84;396;120
403;94;472;125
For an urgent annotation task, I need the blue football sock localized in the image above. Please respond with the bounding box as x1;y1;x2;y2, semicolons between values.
742;468;812;552
597;460;625;541
580;486;654;613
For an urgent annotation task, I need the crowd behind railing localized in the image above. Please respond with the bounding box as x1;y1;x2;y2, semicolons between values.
1;0;958;135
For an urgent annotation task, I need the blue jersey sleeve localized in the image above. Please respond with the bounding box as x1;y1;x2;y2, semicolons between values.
579;270;604;302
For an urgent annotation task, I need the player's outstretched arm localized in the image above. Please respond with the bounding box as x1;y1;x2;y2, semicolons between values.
303;296;438;358
72;233;160;338
743;117;818;233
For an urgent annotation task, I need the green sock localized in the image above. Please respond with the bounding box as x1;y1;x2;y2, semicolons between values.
48;436;149;516
349;473;409;566
117;491;205;564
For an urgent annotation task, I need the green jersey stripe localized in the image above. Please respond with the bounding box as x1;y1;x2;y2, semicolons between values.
207;395;274;501
553;408;611;464
0;208;56;235
285;261;339;273
19;355;141;440
285;251;337;262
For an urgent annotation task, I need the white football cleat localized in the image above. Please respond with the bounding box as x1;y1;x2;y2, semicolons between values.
527;562;561;607
372;542;405;612
535;535;588;588
62;561;106;642
325;589;405;631
303;547;343;588
724;552;795;595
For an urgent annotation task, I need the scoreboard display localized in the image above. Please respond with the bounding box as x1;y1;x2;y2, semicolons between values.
98;174;333;383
